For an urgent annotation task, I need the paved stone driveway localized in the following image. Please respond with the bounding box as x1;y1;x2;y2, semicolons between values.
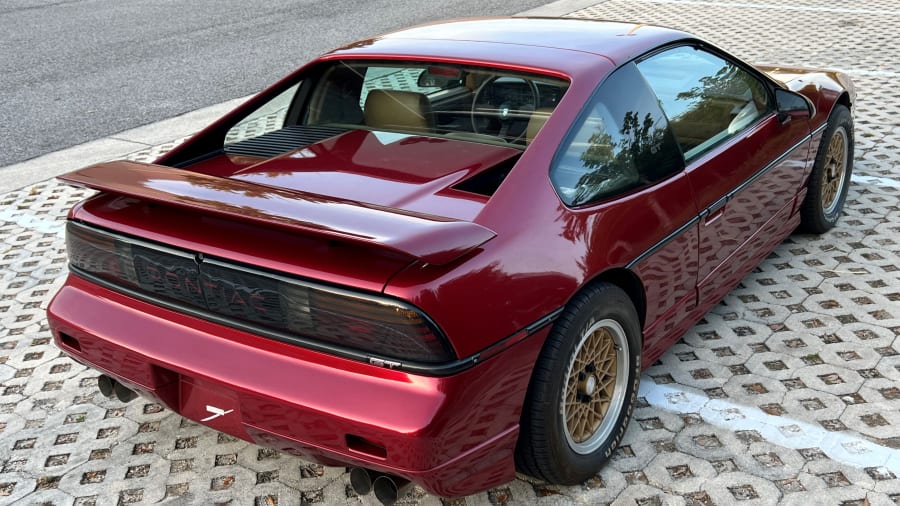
1;0;899;504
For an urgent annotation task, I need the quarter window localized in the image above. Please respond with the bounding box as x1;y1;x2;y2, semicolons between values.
550;63;682;206
637;46;773;161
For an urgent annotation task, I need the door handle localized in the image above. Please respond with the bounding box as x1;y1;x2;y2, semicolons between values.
701;196;728;223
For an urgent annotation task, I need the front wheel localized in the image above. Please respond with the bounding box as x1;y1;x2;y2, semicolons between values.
515;283;641;485
799;104;853;233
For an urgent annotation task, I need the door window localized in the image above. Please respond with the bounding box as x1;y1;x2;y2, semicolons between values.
637;46;773;161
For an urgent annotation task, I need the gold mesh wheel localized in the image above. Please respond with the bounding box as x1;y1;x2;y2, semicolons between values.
821;126;848;215
561;319;629;454
516;284;640;484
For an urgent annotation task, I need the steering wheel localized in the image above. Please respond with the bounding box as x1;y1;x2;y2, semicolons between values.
471;76;539;142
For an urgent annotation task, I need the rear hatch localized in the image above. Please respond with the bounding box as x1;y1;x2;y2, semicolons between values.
225;129;521;221
61;130;525;366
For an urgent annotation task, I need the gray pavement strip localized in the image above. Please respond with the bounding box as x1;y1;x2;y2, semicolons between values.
0;0;601;195
1;0;900;504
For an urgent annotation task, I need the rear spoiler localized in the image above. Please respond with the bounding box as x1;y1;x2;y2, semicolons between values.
59;161;496;265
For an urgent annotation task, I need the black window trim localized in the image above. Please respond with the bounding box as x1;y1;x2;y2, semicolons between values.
635;39;780;107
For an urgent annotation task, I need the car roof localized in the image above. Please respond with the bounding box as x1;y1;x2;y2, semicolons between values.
324;17;694;77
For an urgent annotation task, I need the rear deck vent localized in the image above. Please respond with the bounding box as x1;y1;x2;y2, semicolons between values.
453;155;521;196
224;125;349;158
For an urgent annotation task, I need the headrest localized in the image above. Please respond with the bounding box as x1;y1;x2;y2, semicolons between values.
364;90;433;132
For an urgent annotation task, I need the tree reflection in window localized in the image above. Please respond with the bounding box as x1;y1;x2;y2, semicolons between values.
638;46;772;161
551;63;682;207
571;111;667;205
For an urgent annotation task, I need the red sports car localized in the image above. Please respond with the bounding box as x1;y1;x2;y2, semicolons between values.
48;17;854;502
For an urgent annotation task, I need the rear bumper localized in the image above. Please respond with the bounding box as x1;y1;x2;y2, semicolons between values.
47;274;546;497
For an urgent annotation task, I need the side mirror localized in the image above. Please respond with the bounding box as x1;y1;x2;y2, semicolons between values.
775;88;815;125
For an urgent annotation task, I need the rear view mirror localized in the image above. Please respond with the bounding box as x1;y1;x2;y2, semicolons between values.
417;66;463;89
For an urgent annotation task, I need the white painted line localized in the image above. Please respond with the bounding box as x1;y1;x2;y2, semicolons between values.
640;380;900;474
831;69;900;78
854;175;900;189
629;0;900;16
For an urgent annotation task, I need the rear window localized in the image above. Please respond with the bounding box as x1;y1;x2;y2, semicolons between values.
305;61;570;147
260;60;569;148
225;84;300;146
214;61;570;164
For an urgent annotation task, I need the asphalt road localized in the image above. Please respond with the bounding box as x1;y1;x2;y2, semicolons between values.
0;0;549;168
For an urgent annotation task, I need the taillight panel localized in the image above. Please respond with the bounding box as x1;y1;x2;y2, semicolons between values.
66;221;455;364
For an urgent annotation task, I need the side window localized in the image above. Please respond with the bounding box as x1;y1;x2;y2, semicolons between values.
637;46;773;161
550;63;683;206
224;83;300;145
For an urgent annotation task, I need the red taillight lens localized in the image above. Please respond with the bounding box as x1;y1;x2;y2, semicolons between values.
66;222;138;287
307;289;451;363
66;222;454;364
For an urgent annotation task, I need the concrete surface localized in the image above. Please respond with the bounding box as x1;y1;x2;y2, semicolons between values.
1;0;562;168
1;0;899;504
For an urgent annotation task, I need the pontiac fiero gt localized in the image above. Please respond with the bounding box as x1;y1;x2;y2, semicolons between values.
48;17;854;501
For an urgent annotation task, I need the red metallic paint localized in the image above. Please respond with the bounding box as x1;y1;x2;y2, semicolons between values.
69;193;411;294
61;160;497;267
386;167;702;361
228;129;520;221
355;18;683;64
758;65;856;115
48;274;547;496
47;17;855;498
690;113;813;307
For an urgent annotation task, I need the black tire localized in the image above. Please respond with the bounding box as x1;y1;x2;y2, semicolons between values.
799;104;853;233
515;283;641;485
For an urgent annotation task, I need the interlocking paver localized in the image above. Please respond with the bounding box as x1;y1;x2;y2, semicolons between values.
1;0;899;503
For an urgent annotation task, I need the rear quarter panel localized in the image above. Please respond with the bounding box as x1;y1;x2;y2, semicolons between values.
385;59;698;361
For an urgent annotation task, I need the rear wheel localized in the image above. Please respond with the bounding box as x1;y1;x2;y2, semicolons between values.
800;104;853;233
515;283;641;485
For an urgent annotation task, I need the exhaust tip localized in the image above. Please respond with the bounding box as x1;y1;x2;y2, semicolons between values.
373;475;412;506
349;467;374;496
97;375;116;398
98;374;137;403
113;380;138;403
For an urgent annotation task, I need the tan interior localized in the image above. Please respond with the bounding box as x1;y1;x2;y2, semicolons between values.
526;108;554;144
363;89;433;132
